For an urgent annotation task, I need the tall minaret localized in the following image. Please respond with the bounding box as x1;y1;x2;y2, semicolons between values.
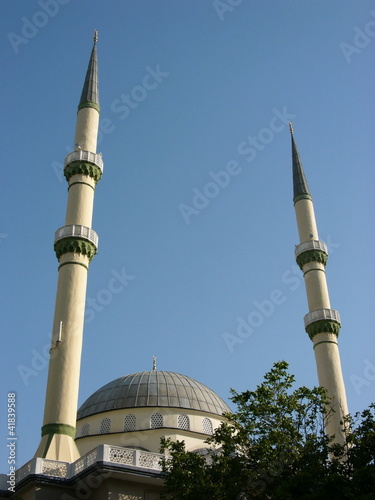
35;31;103;462
290;124;348;443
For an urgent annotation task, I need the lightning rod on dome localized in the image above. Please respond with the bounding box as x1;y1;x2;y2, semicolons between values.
152;356;157;371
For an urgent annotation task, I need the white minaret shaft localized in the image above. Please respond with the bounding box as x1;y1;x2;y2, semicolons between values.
290;124;348;444
35;32;103;462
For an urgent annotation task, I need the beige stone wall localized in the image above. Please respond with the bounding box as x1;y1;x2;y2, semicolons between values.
65;174;96;227
313;332;349;441
295;198;319;242
74;107;99;153
76;406;225;455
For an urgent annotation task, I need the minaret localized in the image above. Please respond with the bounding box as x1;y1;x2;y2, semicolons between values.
290;123;348;443
35;31;103;462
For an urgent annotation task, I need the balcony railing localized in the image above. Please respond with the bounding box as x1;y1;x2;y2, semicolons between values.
54;224;98;248
105;445;163;471
8;445;164;487
295;240;328;259
64;150;103;173
304;308;341;328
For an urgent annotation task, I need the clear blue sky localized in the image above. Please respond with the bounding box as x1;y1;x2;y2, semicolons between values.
1;0;374;468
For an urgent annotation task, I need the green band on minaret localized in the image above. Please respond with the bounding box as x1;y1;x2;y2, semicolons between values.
78;101;100;113
58;261;89;271
296;249;328;269
41;423;76;438
305;319;341;340
293;193;312;205
64;161;102;183
68;180;96;192
40;424;76;458
54;238;97;261
313;340;339;349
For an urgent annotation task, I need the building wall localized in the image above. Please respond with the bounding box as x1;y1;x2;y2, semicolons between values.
76;406;224;454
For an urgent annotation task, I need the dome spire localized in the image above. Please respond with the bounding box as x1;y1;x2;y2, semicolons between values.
153;356;157;371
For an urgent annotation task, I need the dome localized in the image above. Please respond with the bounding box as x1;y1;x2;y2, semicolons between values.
77;371;230;420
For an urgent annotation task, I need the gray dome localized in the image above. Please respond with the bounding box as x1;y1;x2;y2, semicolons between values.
77;371;230;420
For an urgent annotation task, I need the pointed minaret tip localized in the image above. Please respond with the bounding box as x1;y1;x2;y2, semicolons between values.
78;33;100;112
291;125;312;204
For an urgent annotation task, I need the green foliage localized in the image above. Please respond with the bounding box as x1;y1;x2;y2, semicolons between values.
160;361;375;499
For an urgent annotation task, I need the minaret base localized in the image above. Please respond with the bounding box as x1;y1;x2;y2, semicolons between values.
35;428;80;462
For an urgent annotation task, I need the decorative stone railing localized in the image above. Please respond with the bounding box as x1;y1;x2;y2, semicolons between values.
295;240;328;258
7;445;164;487
64;150;103;172
72;447;99;475
304;308;341;328
54;225;99;248
304;308;341;339
105;445;163;471
295;240;328;269
15;457;69;482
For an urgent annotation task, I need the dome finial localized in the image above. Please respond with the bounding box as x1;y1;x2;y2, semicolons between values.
93;30;98;44
289;122;294;134
152;356;157;371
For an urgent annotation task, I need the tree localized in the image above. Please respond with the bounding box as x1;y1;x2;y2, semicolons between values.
160;361;375;499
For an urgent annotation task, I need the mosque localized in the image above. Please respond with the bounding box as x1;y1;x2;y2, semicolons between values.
0;33;348;499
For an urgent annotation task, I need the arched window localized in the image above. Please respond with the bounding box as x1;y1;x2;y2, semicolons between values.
124;414;136;431
177;414;190;430
81;423;90;436
150;413;163;428
100;417;111;434
202;417;213;435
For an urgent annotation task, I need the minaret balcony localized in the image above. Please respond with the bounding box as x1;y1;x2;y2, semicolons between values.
64;150;103;183
304;308;341;339
64;150;103;171
295;240;328;269
54;225;98;261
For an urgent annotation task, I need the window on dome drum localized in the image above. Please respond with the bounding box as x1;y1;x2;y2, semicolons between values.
81;423;90;436
178;414;190;430
100;417;111;434
124;414;136;431
150;413;163;428
202;417;213;435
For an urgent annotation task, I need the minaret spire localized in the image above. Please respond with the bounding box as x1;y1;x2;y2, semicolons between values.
35;34;104;462
290;123;311;204
79;31;99;112
290;125;348;444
